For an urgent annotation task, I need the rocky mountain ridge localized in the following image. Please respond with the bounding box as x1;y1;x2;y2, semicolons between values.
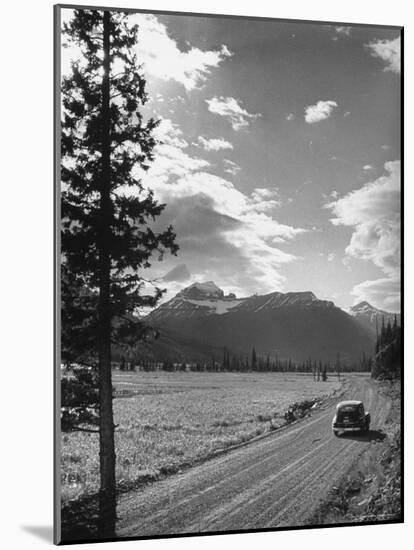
148;282;335;322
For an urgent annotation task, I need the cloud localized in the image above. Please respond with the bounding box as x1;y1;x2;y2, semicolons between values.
366;37;400;74
352;276;400;312
132;119;300;300
162;263;191;282
144;170;306;298
326;161;401;310
223;159;241;176
61;12;232;91
363;164;374;171
195;136;234;152
286;113;295;121
145;118;210;182
327;253;336;262
250;187;281;212
304;100;338;124
132;14;232;90
205;96;261;131
326;161;400;275
155;118;188;148
251;188;279;201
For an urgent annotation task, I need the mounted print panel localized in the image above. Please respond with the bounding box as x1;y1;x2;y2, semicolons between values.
54;4;402;544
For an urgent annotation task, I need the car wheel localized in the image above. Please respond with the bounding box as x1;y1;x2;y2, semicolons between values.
333;430;340;437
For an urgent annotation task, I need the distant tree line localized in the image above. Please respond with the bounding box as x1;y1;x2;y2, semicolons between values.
115;346;373;377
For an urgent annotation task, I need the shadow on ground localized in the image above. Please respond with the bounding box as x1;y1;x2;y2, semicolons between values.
339;429;386;443
21;525;53;543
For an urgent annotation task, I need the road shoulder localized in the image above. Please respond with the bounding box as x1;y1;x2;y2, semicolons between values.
306;379;401;526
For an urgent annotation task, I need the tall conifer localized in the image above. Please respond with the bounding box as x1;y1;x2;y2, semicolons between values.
61;10;178;535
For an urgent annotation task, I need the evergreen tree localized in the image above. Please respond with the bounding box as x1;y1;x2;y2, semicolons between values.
251;347;257;371
211;354;216;371
61;10;177;536
385;319;393;343
373;312;401;379
393;314;398;331
380;315;386;346
222;347;230;370
335;352;341;379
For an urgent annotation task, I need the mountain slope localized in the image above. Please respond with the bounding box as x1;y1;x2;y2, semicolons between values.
145;283;375;363
350;301;400;336
148;281;244;322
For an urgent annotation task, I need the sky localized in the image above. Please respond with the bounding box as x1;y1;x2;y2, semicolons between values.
62;9;402;312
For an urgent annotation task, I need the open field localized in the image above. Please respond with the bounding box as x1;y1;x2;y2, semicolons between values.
61;371;341;503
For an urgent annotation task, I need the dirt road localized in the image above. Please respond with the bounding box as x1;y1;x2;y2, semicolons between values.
117;375;391;537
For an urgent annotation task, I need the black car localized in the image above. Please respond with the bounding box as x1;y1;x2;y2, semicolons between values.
332;400;370;436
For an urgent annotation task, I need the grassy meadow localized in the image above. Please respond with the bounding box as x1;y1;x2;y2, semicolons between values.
61;371;341;503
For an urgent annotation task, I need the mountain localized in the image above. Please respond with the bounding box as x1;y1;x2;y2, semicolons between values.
231;290;334;313
349;301;400;336
145;282;375;363
148;281;243;322
178;281;225;299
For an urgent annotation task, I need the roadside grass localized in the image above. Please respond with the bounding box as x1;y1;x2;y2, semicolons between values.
61;371;341;504
307;380;401;525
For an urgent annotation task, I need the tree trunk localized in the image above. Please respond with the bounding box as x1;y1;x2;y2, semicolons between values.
97;9;116;539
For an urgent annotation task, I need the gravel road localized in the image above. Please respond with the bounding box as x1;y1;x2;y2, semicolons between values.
117;375;391;537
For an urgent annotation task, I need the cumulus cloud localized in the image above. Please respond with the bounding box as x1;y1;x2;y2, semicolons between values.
195;136;234;152
223;159;241;176
352;276;400;312
205;96;261;131
326;161;400;275
249;187;281;212
251;188;279;201
131;14;232;91
132;114;306;299
286;113;295;121
145;118;210;182
143;169;306;297
61;11;232;91
305;100;338;124
326;161;401;310
366;37;400;74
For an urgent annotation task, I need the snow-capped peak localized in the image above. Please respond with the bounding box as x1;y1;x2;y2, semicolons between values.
349;301;400;322
178;281;224;299
349;301;391;317
351;301;376;313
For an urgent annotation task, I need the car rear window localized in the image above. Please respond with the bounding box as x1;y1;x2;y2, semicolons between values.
337;406;360;421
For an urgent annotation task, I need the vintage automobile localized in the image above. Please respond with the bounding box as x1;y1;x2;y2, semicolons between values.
332;400;370;436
